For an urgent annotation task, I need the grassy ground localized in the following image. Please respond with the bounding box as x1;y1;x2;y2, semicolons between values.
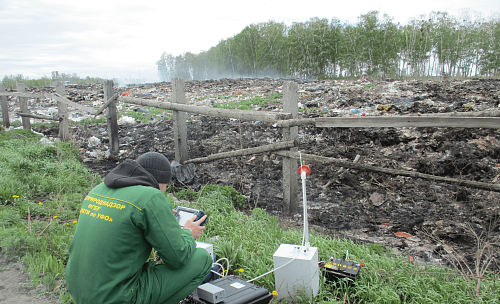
0;126;498;303
212;93;283;111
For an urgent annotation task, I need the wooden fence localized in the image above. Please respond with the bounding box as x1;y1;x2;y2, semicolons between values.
2;79;500;214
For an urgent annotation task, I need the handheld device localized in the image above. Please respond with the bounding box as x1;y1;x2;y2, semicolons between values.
174;206;206;227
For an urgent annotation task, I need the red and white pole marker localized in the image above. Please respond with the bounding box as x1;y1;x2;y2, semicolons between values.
298;152;311;251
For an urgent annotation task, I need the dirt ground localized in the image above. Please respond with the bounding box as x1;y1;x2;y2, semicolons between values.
0;255;58;304
33;77;500;269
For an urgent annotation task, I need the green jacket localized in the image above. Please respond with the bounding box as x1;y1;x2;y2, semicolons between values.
65;159;196;304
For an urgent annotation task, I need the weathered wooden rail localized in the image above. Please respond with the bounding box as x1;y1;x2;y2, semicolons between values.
2;79;500;214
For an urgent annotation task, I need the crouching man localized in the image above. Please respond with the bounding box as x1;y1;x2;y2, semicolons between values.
66;152;211;304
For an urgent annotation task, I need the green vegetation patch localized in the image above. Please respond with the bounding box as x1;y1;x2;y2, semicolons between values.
174;184;247;209
0;128;42;142
0;131;498;303
0;133;102;302
213;93;283;111
363;83;376;90
121;105;171;123
77;105;172;125
171;189;499;303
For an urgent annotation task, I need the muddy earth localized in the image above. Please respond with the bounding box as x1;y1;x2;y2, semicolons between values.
23;77;500;269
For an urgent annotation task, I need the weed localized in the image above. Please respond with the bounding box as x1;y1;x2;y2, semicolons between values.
0;132;100;301
0;128;42;142
212;93;282;111
79;117;106;125
438;222;499;302
31;122;60;129
9;120;22;127
120;105;168;123
363;83;376;90
175;184;247;209
24;249;66;291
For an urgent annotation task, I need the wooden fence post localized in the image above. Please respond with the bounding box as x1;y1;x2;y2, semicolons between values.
104;80;119;154
282;81;299;214
0;83;9;129
172;78;188;163
17;83;31;130
56;81;70;141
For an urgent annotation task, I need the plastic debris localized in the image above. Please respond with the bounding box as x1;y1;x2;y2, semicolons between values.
40;137;53;145
171;161;201;191
88;136;101;147
118;116;136;124
134;107;150;114
394;232;413;238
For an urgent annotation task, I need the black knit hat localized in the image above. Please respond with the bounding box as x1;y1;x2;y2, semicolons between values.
136;152;172;184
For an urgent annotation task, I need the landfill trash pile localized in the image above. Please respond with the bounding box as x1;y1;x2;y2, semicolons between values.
3;77;499;124
4;77;499;269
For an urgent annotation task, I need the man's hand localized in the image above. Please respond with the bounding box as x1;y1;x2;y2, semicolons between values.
183;215;207;239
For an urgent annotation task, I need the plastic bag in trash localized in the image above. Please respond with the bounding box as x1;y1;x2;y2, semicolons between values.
134;107;150;114
170;161;201;191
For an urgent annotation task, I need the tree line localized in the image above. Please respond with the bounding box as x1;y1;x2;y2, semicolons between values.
2;72;105;88
157;10;500;81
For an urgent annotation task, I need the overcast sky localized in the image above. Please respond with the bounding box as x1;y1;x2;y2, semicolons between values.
1;0;499;84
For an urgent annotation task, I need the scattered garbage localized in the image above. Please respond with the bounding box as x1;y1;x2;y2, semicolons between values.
88;136;101;147
392;98;414;112
118;116;136;124
39;137;53;145
87;149;110;159
31;130;45;137
370;192;385;206
394;232;413;238
133;107;150;114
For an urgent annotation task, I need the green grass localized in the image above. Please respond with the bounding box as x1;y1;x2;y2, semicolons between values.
0;129;498;303
173;184;247;209
8;120;23;128
363;83;376;90
174;191;499;303
0;128;102;302
213;93;283;111
78;105;172;124
197;95;235;101
78;117;107;124
121;106;171;123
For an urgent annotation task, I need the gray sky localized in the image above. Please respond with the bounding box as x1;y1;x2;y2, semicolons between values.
1;0;499;84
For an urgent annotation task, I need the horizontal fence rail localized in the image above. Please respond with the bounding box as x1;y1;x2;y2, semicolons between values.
185;140;298;164
118;96;293;123
276;151;500;192
315;116;500;128
0;92;45;98
44;93;98;115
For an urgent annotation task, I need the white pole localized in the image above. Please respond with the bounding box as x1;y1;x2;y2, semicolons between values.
301;171;309;251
